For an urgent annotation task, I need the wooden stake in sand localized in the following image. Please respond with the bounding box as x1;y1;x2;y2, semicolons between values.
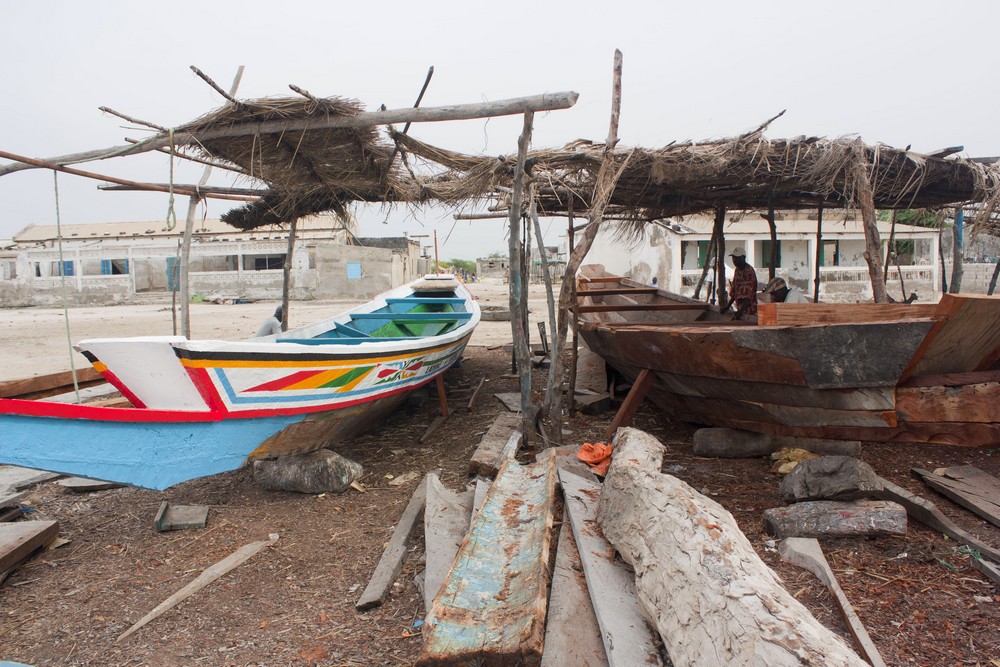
117;533;278;642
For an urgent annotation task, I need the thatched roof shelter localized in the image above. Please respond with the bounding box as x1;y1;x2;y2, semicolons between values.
180;95;1000;230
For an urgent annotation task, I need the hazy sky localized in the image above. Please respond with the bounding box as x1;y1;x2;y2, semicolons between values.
2;0;998;260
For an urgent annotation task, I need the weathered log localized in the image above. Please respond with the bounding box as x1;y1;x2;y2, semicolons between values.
252;450;363;494
423;474;473;613
596;427;867;667
693;428;862;458
764;500;906;539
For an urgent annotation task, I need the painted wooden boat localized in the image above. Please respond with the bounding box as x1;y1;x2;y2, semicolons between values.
0;275;479;489
576;266;1000;447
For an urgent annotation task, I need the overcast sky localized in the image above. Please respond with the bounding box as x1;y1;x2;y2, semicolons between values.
2;0;998;260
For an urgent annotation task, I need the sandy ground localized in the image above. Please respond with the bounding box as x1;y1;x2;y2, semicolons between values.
0;277;552;380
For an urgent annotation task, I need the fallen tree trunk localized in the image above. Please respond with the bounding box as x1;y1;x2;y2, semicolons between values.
596;427;867;667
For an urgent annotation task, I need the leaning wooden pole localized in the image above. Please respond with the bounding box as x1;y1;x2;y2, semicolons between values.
179;66;245;339
853;154;890;303
544;49;625;439
532;191;560;443
693;223;719;300
766;197;778;281
0;92;580;177
565;200;579;416
883;209;898;283
508;112;535;444
280;216;299;331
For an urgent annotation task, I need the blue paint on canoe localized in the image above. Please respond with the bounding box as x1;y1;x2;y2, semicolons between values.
0;413;303;491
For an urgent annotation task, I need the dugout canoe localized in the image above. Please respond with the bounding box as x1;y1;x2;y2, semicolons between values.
575;266;1000;447
0;275;479;489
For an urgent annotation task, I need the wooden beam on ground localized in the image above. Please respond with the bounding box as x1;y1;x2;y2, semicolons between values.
0;520;59;574
596;427;869;666
779;538;887;667
605;368;654;440
417;458;556;666
468;413;522;478
423;474;474;613
57;477;124;493
541;522;609;667
356;475;429;611
559;469;661;667
912;466;1000;529
872;477;1000;562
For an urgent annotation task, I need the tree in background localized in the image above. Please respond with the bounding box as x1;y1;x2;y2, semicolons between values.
448;258;476;274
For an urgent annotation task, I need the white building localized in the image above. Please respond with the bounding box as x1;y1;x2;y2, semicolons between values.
576;210;940;302
0;215;426;307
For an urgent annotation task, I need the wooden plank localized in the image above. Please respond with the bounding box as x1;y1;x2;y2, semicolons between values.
901;369;1000;387
575;303;710;313
423;474;474;613
872;477;1000;563
912;466;1000;529
0;491;27;509
0;468;62;491
779;538;887;667
605;368;654;440
418;458;556;666
494;391;522;412
969;554;1000;587
57;477;125;492
0;520;59;573
541;523;609;667
537;446;600;482
909;295;1000;376
896;382;1000;423
0;367;103;399
355;475;429;611
559;469;661;667
153;502;209;531
470;477;491;528
576;287;660;297
469;412;522;477
757;302;937;327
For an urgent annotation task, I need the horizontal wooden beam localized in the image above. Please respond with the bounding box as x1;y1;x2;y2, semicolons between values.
0;92;579;177
576;287;660;297
575;303;710;313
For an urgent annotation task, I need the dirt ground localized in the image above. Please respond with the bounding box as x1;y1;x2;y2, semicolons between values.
2;286;1000;666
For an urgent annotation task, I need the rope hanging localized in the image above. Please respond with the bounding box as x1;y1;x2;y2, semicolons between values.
165;128;178;231
53;172;81;403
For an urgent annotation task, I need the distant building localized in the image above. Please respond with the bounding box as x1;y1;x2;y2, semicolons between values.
573;210;942;302
0;215;425;307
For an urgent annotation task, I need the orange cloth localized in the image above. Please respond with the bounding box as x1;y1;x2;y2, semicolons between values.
577;442;612;476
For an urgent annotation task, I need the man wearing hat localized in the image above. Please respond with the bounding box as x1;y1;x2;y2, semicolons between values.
722;247;758;319
762;277;808;303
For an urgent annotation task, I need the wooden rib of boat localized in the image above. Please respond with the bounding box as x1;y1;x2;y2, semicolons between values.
0;275;479;489
575;266;1000;447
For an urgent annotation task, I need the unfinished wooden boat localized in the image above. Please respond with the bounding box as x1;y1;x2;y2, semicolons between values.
576;266;1000;447
0;275;478;489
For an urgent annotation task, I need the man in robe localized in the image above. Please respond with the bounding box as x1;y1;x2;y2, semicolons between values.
723;247;757;319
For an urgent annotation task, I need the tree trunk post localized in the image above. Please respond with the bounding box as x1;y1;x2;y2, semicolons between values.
693;223;719;300
714;205;728;309
814;201;823;302
766;197;778;281
281;216;299;331
853;156;890;303
950;208;964;293
508;111;535;444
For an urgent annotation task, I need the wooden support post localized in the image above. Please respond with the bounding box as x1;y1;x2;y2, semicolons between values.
814;201;823;302
605;368;653;440
508;112;535;443
854;156;890;303
766;197;778;281
280;215;298;331
566;200;579;416
714;205;728;310
883;209;897;283
951;208;964;293
693;222;719;300
435;374;449;418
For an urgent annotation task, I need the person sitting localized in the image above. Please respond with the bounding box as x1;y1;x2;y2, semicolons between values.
722;247;757;319
256;305;284;337
762;277;808;303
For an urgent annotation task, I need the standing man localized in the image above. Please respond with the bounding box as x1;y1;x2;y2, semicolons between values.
722;247;758;319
